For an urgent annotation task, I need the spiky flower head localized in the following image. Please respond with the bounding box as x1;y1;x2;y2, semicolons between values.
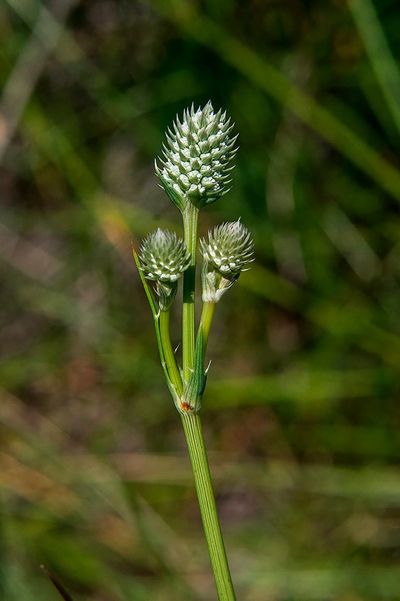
139;228;190;283
201;220;254;303
201;220;254;279
155;101;237;210
139;229;190;311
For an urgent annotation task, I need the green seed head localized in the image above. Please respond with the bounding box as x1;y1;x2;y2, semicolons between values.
155;101;238;210
201;220;254;279
139;229;190;283
139;229;190;311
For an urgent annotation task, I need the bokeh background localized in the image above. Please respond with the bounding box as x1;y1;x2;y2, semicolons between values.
1;0;400;599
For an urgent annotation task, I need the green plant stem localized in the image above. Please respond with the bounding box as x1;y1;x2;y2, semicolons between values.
181;413;236;600
200;301;216;350
159;309;183;394
181;206;235;599
182;204;199;380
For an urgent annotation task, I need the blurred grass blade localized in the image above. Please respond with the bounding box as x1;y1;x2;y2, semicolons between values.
41;566;75;601
0;0;77;163
152;0;400;201
348;0;400;134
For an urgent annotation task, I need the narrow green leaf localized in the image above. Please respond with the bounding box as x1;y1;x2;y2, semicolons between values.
41;566;75;601
132;244;158;319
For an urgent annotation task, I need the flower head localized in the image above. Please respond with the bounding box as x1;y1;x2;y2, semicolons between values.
201;220;254;279
140;229;190;283
155;101;237;210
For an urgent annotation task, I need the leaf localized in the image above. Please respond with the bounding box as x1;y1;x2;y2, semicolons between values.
132;244;158;320
41;565;75;601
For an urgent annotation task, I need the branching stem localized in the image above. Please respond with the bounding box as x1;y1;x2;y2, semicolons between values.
181;206;236;600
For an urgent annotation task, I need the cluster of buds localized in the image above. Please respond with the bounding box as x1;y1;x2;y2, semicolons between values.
135;102;254;413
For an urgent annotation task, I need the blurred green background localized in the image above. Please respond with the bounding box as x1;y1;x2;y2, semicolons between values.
1;0;400;599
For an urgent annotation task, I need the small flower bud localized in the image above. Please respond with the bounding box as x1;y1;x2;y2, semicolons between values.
201;220;254;303
139;229;190;310
140;229;190;282
201;220;254;278
155;101;238;210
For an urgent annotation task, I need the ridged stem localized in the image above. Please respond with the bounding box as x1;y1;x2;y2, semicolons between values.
181;205;235;599
182;203;199;380
181;413;236;600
